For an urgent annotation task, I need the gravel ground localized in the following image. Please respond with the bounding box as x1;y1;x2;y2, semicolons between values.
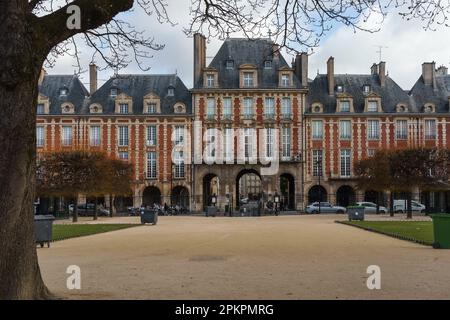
38;215;450;300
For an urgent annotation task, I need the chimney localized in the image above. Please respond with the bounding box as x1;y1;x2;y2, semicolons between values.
89;63;98;94
422;62;437;89
38;68;46;86
272;43;280;60
193;33;206;87
378;61;386;87
327;57;335;95
295;53;308;87
370;63;378;75
436;65;448;76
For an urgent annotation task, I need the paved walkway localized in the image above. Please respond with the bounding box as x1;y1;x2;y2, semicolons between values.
38;215;450;299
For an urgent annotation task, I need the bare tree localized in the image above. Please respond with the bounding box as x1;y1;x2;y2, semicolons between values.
0;0;449;300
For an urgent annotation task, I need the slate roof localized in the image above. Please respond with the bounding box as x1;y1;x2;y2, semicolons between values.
409;75;450;113
88;74;192;115
39;75;89;114
200;38;301;89
307;74;412;114
39;74;192;115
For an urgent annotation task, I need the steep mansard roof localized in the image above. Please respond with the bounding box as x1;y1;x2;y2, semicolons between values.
307;74;413;114
409;74;450;113
203;38;301;89
39;74;192;115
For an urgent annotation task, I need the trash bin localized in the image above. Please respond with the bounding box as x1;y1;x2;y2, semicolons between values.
206;206;217;217
34;215;55;248
140;209;158;225
347;206;365;221
430;214;450;249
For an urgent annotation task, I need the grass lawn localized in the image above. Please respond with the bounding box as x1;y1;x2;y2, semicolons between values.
340;221;434;246
52;224;139;242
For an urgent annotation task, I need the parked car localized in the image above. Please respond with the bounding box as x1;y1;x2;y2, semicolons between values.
355;202;388;214
70;203;110;216
305;202;346;214
393;200;426;213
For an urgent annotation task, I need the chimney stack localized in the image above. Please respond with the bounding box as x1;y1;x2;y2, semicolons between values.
378;61;386;87
193;33;206;87
272;43;280;60
295;52;308;87
370;63;378;75
436;65;448;76
38;68;46;86
327;57;335;96
422;62;437;89
89;63;98;94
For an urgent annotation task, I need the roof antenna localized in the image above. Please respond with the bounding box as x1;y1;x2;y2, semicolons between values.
374;45;388;61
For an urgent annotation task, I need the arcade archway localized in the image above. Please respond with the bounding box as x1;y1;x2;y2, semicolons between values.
280;173;295;210
308;185;327;204
142;186;161;207
236;169;262;206
336;185;356;207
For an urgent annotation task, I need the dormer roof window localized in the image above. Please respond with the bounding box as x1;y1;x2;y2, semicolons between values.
110;88;118;98
60;88;68;96
168;87;175;97
336;85;343;93
226;60;234;69
363;85;370;94
264;60;272;69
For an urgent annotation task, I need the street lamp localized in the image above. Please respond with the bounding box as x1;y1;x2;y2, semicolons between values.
211;193;217;207
316;154;323;214
274;192;280;216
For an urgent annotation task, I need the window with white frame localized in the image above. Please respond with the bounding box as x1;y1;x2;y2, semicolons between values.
37;104;45;115
118;126;129;146
243;72;254;87
311;120;323;139
244;128;254;159
36;126;44;147
206;128;216;159
89;126;101;146
367;120;379;140
110;88;118;98
222;97;232;119
266;128;274;158
119;103;129;114
264;97;275;118
118;151;129;161
425;119;437;139
174;125;185;146
312;150;323;177
174;150;185;178
243;97;253;119
340;149;351;177
146;125;157;146
281;97;291;118
340;100;350;112
281;74;290;87
282;127;291;159
339;120;351;140
146;103;157;114
264;60;272;69
367;101;378;112
168;87;174;96
226;60;234;69
62;126;72;146
207;97;215;119
396;120;408;140
146;152;157;179
206;74;215;87
223;128;233;160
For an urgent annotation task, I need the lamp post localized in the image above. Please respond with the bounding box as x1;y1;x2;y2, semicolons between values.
316;154;323;214
211;193;217;207
274;192;280;216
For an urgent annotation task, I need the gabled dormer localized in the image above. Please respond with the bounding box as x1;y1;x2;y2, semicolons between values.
203;67;219;88
364;92;383;112
336;92;354;113
278;66;294;88
114;92;133;114
143;92;160;114
239;64;258;88
37;93;50;115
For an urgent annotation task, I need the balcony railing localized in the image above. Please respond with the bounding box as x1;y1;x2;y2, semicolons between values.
264;113;275;120
242;113;255;120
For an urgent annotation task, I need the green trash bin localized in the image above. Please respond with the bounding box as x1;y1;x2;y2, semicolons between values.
430;214;450;249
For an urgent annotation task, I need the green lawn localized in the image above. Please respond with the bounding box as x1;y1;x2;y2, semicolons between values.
52;224;139;242
340;221;434;246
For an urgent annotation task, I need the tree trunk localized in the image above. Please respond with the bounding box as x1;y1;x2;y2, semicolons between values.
390;192;394;217
109;194;115;217
73;196;79;223
94;197;98;221
0;19;49;299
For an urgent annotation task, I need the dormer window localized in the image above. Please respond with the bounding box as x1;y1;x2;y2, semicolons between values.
396;104;408;113
264;60;272;69
243;72;254;87
367;100;378;112
60;88;68;96
226;60;234;69
423;103;436;113
206;74;215;87
37;103;45;115
336;85;343;93
311;103;323;113
363;85;370;94
340;100;350;112
110;88;118;98
281;74;290;87
119;103;129;114
147;103;157;114
168;87;175;96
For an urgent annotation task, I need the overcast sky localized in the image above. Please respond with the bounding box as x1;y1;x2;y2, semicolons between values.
49;1;450;91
